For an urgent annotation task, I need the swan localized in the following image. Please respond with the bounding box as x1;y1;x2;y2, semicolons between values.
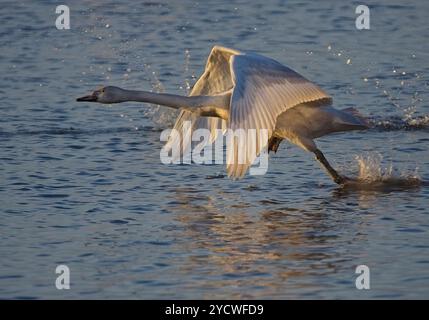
77;46;369;184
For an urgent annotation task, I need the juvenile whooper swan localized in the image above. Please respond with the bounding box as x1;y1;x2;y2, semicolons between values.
77;46;369;184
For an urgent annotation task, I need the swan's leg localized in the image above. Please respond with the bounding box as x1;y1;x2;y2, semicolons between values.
273;126;347;184
314;149;345;184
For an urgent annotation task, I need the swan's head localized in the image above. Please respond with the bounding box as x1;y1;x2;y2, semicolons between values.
76;86;126;104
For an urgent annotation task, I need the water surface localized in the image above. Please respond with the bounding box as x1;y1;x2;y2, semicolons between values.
0;0;428;299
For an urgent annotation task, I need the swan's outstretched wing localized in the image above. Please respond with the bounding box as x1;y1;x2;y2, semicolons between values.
163;46;238;162
227;53;332;178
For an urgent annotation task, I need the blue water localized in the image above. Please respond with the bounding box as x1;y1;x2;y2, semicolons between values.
1;0;429;299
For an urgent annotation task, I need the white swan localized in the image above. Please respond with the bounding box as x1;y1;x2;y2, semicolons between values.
77;46;369;184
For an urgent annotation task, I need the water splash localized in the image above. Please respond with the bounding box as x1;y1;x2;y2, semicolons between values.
139;64;178;128
183;49;192;94
344;153;422;189
326;44;428;132
355;153;394;182
138;50;198;129
404;114;429;128
369;114;429;131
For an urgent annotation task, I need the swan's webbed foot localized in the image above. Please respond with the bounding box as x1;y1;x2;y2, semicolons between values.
334;175;347;185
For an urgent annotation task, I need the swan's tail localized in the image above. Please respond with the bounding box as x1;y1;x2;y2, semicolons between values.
341;107;371;129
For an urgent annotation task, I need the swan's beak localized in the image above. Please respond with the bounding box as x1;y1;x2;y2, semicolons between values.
76;94;97;102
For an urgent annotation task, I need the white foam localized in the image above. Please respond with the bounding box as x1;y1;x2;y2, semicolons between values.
345;153;422;189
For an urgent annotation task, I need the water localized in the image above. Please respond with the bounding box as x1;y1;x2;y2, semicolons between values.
1;0;429;299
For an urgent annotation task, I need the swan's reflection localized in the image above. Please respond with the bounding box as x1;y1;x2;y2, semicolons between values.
166;186;368;298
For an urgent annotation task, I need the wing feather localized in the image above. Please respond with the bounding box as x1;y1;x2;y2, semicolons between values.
163;46;331;178
226;52;332;178
163;46;238;162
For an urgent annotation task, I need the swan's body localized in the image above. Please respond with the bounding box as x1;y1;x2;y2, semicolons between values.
77;46;368;184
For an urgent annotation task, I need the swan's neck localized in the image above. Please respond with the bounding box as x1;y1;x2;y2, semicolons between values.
121;89;230;113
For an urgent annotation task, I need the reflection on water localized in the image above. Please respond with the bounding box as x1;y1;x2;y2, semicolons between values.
169;186;373;298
